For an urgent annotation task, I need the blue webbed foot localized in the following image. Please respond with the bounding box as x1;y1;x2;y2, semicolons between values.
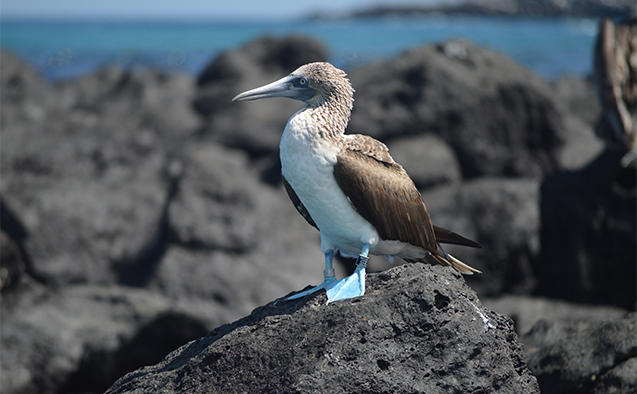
287;246;370;303
287;276;338;300
325;245;370;303
325;262;366;303
326;248;369;303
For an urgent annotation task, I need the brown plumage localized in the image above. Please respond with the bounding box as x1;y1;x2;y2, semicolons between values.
331;143;481;274
237;61;481;278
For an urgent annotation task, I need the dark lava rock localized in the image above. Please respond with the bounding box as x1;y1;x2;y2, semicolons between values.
0;283;227;394
1;52;203;286
387;133;463;189
537;148;636;310
483;294;628;336
592;358;637;394
420;177;540;298
0;230;25;294
106;264;539;394
347;39;564;179
523;312;636;394
194;35;327;177
168;143;268;253
552;76;605;169
552;75;601;127
198;36;328;90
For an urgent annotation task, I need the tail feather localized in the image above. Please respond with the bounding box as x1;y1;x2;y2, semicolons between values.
446;253;482;275
433;225;482;249
427;248;482;275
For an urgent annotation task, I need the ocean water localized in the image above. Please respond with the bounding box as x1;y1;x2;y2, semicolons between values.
1;16;599;82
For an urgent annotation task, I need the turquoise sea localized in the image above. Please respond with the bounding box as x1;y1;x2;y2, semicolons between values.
1;17;600;82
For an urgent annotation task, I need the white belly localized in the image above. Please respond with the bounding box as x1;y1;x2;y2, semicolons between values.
280;111;379;258
279;110;433;261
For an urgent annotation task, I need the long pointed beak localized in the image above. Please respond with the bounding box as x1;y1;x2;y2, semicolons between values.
232;75;316;102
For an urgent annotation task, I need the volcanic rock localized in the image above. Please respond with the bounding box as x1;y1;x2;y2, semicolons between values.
347;39;564;179
420;177;540;297
523;312;636;394
537;148;636;310
387;133;462;189
194;35;328;179
106;264;540;394
483;294;629;336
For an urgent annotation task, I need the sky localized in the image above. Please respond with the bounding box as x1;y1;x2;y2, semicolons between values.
1;0;450;21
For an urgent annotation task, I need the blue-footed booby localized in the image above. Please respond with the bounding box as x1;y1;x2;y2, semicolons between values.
233;62;481;303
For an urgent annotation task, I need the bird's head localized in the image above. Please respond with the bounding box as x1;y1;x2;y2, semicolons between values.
233;62;354;111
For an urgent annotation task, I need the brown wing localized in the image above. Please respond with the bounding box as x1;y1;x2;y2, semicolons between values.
333;142;438;253
333;135;482;274
283;176;318;231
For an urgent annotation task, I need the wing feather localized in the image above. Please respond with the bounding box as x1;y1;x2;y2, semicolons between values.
333;134;481;274
333;142;438;252
282;176;319;231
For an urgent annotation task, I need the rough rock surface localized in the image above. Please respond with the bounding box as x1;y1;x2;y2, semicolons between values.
523;312;636;394
1;283;212;394
483;295;629;336
420;177;540;297
537;148;637;310
347;39;564;179
106;264;540;394
193;36;328;183
1;52;201;286
387;133;462;189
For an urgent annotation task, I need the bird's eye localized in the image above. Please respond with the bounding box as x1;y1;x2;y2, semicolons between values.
299;77;308;85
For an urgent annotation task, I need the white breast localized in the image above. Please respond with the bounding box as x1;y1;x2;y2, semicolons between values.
279;109;379;258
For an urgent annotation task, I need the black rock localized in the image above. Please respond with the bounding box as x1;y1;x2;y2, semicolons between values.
537;148;637;310
1;52;203;287
484;296;634;394
483;294;628;336
198;36;328;89
387;133;462;189
552;76;601;127
0;283;230;394
193;36;328;174
0;230;25;294
523;312;636;394
168;143;268;253
420;177;540;297
106;264;539;394
347;39;564;179
552;76;605;169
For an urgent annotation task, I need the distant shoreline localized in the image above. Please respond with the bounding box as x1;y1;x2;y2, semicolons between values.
307;1;635;21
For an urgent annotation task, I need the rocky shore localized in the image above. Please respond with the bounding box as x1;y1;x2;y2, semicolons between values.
1;31;635;394
313;0;635;19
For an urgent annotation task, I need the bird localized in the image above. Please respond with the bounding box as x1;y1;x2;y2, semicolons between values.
593;17;636;167
233;62;481;303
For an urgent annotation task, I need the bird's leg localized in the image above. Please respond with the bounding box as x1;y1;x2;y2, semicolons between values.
325;243;370;304
323;250;336;280
287;250;337;300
